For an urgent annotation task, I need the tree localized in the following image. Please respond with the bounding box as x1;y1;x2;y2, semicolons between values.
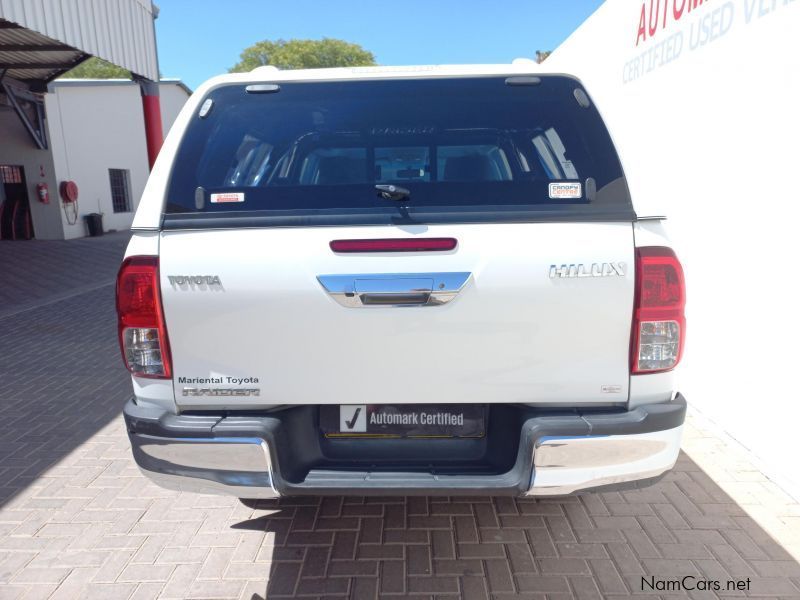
535;50;552;64
61;57;130;79
229;38;376;72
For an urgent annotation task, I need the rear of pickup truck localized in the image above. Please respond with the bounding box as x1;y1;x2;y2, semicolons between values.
118;66;686;497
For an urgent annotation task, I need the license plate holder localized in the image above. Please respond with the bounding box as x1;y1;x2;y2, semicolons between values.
321;404;486;438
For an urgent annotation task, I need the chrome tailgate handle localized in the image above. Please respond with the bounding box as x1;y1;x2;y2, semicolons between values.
355;277;432;305
318;272;471;308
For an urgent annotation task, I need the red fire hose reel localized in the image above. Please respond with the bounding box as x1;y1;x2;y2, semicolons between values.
60;180;79;204
59;180;79;225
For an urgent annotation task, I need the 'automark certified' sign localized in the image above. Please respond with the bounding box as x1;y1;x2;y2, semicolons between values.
320;404;486;438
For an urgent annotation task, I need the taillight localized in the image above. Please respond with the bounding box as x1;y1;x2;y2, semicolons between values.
631;247;686;374
116;256;171;379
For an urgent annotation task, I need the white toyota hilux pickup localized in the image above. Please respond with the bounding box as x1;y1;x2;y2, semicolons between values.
118;63;686;498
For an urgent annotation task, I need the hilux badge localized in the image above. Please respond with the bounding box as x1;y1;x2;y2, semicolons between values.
549;262;625;279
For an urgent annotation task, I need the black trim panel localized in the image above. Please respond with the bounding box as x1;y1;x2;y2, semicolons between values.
161;206;637;231
124;396;686;496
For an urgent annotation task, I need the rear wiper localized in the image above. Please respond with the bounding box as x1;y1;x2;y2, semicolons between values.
375;184;411;201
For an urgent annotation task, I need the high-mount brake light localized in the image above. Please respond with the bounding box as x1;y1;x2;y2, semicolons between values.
631;247;686;374
330;238;457;253
116;256;172;379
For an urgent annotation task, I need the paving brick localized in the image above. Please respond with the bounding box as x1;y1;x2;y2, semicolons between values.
197;547;239;581
359;517;384;545
545;515;578;543
640;558;699;576
568;575;603;599
606;542;646;575
407;544;432;575
160;563;202;598
351;576;378;600
357;544;403;560
518;502;564;516
117;563;175;583
432;558;482;575
458;574;487;600
484;558;515;592
284;530;333;546
505;542;536;573
587;558;628;595
479;528;526;544
223;561;270;581
408;515;451;530
341;503;383;517
537;557;591;575
264;562;300;596
298;546;329;578
407;497;429;516
72;583;138;600
456;542;506;559
319;496;342;518
294;576;350;595
186;579;243;599
10;566;71;585
431;502;473;516
555;542;608;559
128;582;165;600
525;527;558;558
315;516;359;531
516;574;571;593
498;515;545;528
328;559;378;577
621;529;661;559
430;529;455;560
383;503;405;529
493;497;518;516
384;529;428;545
406;575;460;594
657;542;713;559
379;560;404;594
454;515;479;544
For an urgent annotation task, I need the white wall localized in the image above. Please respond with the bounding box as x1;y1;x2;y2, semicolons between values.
45;81;189;238
159;81;192;137
0;107;62;239
549;0;800;496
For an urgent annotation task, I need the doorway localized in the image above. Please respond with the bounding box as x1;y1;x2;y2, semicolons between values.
0;165;33;240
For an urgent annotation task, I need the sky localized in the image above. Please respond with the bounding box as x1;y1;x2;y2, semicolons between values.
155;0;605;89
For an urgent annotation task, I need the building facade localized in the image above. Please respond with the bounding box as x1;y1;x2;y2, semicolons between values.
1;79;188;239
1;0;171;240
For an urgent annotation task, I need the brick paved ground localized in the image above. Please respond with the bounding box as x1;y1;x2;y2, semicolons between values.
0;233;129;319
1;236;799;599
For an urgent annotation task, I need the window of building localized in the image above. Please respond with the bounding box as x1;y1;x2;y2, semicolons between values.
0;165;23;184
109;169;132;213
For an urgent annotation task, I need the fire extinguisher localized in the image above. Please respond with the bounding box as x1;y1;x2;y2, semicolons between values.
36;183;49;204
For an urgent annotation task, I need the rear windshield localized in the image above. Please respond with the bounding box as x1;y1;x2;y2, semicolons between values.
164;76;633;227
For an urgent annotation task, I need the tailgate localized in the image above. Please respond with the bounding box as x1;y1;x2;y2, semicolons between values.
160;222;634;408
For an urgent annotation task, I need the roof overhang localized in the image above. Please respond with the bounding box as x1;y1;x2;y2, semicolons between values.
0;20;89;88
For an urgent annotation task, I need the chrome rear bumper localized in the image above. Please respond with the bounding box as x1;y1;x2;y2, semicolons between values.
529;426;683;495
124;395;686;497
133;435;278;498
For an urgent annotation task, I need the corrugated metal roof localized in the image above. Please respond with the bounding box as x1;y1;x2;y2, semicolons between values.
0;0;158;82
0;20;86;83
